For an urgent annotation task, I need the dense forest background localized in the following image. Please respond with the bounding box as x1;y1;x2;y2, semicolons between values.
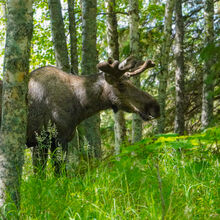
0;0;220;218
1;0;219;142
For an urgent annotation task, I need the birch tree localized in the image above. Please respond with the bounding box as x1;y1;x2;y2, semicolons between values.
157;0;175;133
129;0;142;143
174;0;185;135
0;0;33;210
106;0;126;154
201;0;214;129
81;0;101;158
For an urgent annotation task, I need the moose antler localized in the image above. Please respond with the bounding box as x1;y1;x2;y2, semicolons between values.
123;60;155;78
97;56;155;78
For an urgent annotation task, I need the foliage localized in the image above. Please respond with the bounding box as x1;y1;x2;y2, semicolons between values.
0;0;219;217
31;0;55;69
2;126;219;219
1;0;219;133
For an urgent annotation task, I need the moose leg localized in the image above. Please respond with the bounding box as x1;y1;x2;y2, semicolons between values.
32;145;48;175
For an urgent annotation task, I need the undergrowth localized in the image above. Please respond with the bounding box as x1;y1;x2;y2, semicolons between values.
3;127;220;219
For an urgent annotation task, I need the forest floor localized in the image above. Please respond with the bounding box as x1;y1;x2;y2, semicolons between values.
5;127;220;219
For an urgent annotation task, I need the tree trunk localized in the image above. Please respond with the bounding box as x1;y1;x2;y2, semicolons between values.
201;0;214;129
174;0;185;135
106;0;119;60
68;0;78;75
0;0;33;210
67;0;84;172
36;0;70;175
157;0;175;133
48;0;70;72
81;0;101;158
106;0;126;154
129;0;142;143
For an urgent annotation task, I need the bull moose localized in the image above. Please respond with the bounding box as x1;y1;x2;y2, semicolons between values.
0;56;160;174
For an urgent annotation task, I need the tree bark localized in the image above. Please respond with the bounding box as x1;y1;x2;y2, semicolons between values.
157;0;175;133
174;0;185;135
81;0;101;158
0;0;33;210
68;0;78;75
106;0;126;154
106;0;119;60
129;0;142;143
67;0;84;172
201;0;214;129
48;0;70;72
34;0;71;175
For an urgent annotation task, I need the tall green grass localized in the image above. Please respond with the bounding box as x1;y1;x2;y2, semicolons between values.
3;127;220;219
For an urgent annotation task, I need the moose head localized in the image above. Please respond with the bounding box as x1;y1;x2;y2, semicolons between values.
97;56;160;121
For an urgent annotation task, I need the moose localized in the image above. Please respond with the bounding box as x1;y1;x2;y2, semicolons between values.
0;56;160;174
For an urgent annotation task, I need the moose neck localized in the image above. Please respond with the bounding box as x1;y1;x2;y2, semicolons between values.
76;73;112;123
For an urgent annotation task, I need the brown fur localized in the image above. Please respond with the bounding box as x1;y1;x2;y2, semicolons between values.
0;61;160;148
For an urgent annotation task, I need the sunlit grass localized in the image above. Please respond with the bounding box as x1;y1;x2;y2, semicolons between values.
5;127;220;219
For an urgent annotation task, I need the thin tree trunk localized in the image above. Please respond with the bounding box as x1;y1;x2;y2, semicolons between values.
157;0;175;133
129;0;142;143
174;0;185;135
113;111;126;154
201;0;214;129
81;0;101;158
67;0;84;171
0;0;33;210
68;0;78;75
48;0;70;72
106;0;119;60
106;0;126;154
45;0;71;175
